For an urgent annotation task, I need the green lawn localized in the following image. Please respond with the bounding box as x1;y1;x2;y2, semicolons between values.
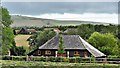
1;60;120;67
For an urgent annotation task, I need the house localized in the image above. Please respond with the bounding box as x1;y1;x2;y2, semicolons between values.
15;28;36;34
17;28;29;34
27;34;106;58
44;28;61;33
64;28;77;33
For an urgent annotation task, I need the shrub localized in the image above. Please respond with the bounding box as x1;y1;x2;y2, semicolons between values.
2;56;12;60
31;56;46;61
55;57;63;62
69;58;75;63
76;57;82;63
63;57;69;62
12;56;26;61
47;57;56;62
108;55;120;58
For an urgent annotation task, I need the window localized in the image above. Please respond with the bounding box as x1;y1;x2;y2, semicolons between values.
84;51;88;58
45;50;51;55
38;50;41;55
74;51;79;55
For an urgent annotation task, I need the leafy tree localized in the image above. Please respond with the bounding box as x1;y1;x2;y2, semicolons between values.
94;24;104;32
100;25;117;35
28;30;56;50
118;32;120;39
58;35;65;55
77;24;95;40
2;27;15;55
87;32;119;56
2;7;13;27
1;7;15;55
10;45;26;56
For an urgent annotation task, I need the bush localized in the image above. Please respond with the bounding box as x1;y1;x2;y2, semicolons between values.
69;58;75;63
47;57;56;62
108;55;120;58
76;57;82;63
63;57;69;62
55;57;63;62
12;56;26;61
31;56;46;61
2;56;12;60
2;56;96;63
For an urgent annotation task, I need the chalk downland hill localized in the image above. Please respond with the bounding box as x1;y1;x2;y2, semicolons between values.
11;15;109;27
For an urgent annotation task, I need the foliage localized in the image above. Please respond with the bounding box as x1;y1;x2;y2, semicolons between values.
2;27;15;55
77;24;95;40
28;30;56;50
108;55;120;58
2;56;26;61
58;35;65;54
118;32;120;39
2;7;13;27
87;32;119;56
63;24;119;40
1;7;15;55
1;56;95;62
10;45;26;56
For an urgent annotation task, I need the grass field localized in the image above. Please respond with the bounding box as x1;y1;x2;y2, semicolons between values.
14;35;31;47
1;60;120;67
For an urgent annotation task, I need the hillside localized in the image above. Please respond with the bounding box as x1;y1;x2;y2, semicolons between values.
11;15;109;27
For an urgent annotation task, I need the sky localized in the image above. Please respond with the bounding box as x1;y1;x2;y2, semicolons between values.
2;2;119;24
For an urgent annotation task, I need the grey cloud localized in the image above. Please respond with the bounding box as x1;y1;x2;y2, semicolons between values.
2;2;118;15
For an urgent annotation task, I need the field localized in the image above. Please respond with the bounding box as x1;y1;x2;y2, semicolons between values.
1;60;120;68
14;35;31;47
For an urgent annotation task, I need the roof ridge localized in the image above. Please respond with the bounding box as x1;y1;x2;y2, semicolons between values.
78;36;106;57
78;35;87;49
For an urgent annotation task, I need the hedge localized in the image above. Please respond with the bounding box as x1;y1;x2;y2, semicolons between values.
2;56;96;63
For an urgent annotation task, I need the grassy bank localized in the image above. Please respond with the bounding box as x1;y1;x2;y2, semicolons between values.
1;60;120;68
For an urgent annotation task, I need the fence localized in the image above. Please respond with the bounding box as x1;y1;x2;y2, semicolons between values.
1;55;120;64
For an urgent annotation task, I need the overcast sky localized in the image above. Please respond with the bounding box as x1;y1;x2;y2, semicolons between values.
2;2;118;24
2;2;118;15
2;0;120;2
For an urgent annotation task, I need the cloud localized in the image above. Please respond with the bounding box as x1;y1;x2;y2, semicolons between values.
2;2;118;15
13;13;118;24
2;0;120;2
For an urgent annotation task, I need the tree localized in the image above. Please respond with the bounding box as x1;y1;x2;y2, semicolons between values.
28;30;56;50
1;7;15;55
58;35;65;56
2;27;15;55
87;32;119;56
2;7;13;27
118;32;120;39
10;45;26;56
77;24;95;40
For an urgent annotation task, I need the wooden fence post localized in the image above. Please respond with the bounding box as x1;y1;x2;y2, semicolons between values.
26;55;28;61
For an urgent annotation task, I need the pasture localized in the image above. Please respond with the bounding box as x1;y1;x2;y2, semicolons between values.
14;35;31;47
